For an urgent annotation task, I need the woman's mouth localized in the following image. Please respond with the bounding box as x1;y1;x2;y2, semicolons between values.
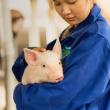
66;17;76;21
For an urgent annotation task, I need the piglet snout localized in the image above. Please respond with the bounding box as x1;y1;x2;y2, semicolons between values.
55;76;64;82
53;72;64;82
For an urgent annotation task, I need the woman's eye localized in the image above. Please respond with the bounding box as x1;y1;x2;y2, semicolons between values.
42;65;46;67
67;0;77;4
54;2;61;6
53;1;61;6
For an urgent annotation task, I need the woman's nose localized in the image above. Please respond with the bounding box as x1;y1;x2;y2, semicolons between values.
61;5;71;16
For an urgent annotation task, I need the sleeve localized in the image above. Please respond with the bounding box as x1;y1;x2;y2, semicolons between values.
13;35;110;110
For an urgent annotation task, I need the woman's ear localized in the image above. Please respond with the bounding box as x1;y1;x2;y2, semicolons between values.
23;48;40;65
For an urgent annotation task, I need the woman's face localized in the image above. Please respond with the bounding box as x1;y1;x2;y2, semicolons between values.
53;0;94;26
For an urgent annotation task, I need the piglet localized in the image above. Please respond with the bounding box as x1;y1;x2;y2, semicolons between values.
21;39;64;85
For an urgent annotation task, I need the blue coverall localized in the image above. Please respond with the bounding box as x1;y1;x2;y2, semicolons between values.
12;5;110;110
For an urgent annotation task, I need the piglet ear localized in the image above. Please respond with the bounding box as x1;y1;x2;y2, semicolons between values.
52;38;62;58
24;48;40;65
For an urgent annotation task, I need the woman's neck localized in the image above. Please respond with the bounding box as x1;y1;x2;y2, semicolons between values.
60;25;76;41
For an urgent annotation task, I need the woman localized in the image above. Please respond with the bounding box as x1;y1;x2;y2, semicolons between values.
12;0;110;110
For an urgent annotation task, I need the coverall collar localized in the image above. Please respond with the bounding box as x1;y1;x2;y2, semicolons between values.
69;4;101;39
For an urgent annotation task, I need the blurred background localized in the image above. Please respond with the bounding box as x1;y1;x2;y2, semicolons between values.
0;0;110;110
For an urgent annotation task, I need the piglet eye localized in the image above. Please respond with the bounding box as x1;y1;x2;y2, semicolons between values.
59;61;61;65
42;65;46;67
